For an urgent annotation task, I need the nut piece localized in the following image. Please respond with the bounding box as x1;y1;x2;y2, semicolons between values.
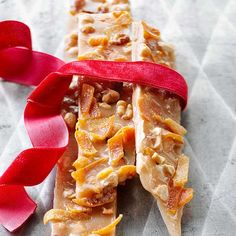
97;4;109;13
99;102;112;109
151;152;165;164
80;25;95;34
70;0;85;15
81;15;94;24
153;185;169;202
122;104;133;120
65;32;78;50
116;100;127;117
102;89;120;104
88;35;108;47
163;164;175;177
110;33;130;46
64;112;77;130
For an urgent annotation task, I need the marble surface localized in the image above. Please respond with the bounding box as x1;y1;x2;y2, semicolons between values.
0;0;236;235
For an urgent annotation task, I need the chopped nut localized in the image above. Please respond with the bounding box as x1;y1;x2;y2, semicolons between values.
73;187;116;207
102;89;120;104
98;4;109;13
163;164;175;177
88;35;108;47
65;32;78;50
110;33;130;46
80;25;95;34
64;112;77;130
81;15;94;24
117;100;127;106
99;102;112;109
153;185;169;202
122;104;133;120
116;100;127;117
67;46;78;57
70;0;85;14
151;152;165;164
102;207;114;215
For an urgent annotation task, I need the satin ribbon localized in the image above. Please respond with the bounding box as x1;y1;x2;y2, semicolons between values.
0;20;188;232
0;20;65;232
0;20;65;85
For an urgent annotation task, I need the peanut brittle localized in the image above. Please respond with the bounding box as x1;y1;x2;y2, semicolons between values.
65;0;130;60
70;0;130;15
47;11;135;236
78;11;132;61
132;21;193;236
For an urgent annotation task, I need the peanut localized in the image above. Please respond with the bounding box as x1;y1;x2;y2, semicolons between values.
97;4;109;13
116;100;127;117
64;112;77;130
81;16;94;24
153;185;169;202
88;35;108;47
80;25;95;34
102;89;120;104
122;104;133;120
163;164;175;177
65;32;78;50
110;33;130;46
151;152;165;164
99;102;112;109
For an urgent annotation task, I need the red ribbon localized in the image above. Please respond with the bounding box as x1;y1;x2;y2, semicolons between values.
0;20;65;232
0;20;188;232
0;20;65;85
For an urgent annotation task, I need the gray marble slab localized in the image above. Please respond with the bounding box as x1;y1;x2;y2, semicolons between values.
0;0;236;235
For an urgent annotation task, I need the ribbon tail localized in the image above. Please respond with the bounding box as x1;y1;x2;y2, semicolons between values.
0;185;36;232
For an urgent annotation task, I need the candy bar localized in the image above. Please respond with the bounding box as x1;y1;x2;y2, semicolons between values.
46;10;135;236
132;21;193;236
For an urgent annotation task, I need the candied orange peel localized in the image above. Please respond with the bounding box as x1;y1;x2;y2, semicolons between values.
89;97;102;118
91;214;123;235
80;83;95;115
78;115;115;141
108;132;124;166
75;130;97;157
162;132;184;144
72;157;108;184
117;165;136;182
97;167;114;180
